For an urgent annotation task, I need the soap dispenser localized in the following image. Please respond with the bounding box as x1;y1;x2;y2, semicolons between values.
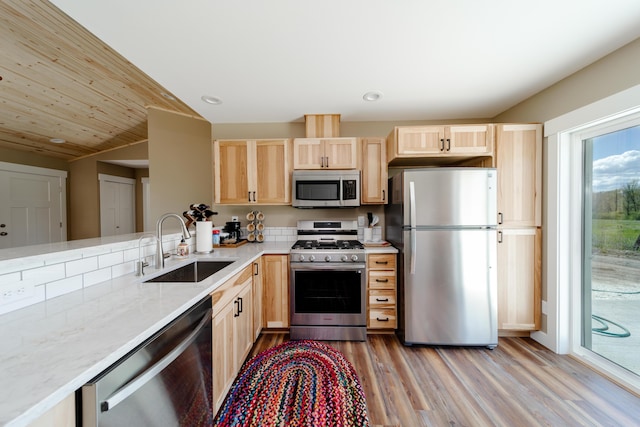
177;238;189;257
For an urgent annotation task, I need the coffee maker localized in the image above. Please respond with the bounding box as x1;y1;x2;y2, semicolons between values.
224;221;242;241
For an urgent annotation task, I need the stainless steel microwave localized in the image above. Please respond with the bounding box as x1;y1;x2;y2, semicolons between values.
292;170;360;208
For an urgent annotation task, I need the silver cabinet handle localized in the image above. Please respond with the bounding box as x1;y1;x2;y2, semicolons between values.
100;308;212;412
409;181;417;274
498;212;503;224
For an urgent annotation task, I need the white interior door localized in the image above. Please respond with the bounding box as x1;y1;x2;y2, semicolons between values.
99;174;135;237
0;163;66;249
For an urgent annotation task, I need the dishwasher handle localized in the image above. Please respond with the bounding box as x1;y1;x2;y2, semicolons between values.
100;308;213;412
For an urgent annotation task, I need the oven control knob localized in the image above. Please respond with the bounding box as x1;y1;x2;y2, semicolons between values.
298;254;305;262
341;255;348;262
324;255;331;262
350;255;359;262
309;255;315;262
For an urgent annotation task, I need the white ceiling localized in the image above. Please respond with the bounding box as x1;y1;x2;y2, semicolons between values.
51;0;640;125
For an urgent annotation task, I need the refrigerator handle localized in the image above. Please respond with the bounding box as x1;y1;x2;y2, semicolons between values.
409;181;417;274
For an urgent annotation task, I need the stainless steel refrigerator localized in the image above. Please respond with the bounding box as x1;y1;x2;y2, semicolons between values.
385;168;498;348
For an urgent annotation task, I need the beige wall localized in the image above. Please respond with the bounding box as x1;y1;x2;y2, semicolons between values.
68;142;148;240
147;107;212;231
493;37;640;123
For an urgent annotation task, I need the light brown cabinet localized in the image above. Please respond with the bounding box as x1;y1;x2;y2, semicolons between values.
262;254;289;328
367;253;397;329
495;124;542;228
293;137;358;169
387;124;494;164
28;394;75;427
497;228;541;331
214;139;291;205
211;265;253;411
494;123;543;333
361;137;388;204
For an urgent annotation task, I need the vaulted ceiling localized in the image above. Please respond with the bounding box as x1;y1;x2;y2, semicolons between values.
3;1;640;161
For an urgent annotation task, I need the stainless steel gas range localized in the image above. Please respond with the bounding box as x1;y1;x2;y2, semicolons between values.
289;220;367;341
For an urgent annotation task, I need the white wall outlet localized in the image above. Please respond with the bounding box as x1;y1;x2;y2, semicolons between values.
231;216;238;222
0;280;35;306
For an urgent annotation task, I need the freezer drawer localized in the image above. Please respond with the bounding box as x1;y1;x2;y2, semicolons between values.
403;228;497;346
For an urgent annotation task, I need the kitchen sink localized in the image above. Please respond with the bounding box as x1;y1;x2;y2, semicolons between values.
143;260;235;283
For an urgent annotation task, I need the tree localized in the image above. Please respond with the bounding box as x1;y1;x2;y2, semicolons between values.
622;179;640;218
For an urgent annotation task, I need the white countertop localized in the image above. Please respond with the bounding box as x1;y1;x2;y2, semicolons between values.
0;242;396;427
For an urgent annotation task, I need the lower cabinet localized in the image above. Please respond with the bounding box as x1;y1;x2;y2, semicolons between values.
367;253;397;330
28;394;75;427
211;265;253;412
262;254;289;329
497;227;542;331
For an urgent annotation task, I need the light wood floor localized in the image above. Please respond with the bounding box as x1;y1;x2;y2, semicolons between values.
249;333;640;427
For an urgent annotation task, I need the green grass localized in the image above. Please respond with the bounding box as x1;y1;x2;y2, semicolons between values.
592;219;640;252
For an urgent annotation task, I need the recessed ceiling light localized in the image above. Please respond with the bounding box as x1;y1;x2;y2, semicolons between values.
161;92;176;101
363;91;383;102
201;95;223;105
49;138;66;144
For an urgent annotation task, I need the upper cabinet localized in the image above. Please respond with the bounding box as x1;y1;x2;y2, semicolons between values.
387;124;494;165
214;139;292;205
495;124;542;227
361;137;388;204
293;137;358;169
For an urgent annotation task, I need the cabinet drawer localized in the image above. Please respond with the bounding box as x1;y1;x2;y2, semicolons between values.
368;270;396;289
369;289;396;306
369;308;397;329
368;254;396;270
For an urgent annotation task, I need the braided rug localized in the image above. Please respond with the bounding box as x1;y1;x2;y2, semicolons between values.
213;340;370;426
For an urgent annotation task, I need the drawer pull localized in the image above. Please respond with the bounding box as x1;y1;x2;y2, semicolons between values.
375;261;389;265
375;278;389;283
376;317;390;322
375;298;389;302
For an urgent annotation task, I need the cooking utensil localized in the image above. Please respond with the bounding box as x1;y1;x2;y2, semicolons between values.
371;215;379;227
367;212;373;227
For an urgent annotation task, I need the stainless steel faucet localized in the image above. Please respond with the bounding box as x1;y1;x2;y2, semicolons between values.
136;233;159;276
155;213;192;269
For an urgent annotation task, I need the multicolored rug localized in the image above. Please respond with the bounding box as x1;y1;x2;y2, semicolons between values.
213;340;370;426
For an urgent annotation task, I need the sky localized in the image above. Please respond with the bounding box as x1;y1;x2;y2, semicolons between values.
591;126;640;192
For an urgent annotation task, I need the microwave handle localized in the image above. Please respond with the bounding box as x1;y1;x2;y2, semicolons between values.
339;176;344;206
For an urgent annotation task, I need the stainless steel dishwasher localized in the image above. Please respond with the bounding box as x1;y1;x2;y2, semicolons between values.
81;298;213;426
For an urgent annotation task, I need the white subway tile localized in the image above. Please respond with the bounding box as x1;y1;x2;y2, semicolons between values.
84;268;112;288
0;258;45;276
66;257;98;277
112;262;134;279
46;276;83;299
98;251;124;269
22;264;66;285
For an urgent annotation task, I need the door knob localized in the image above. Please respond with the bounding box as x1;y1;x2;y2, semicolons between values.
0;224;5;227
0;232;7;236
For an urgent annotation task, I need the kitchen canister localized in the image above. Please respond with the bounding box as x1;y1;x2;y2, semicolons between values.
195;221;213;253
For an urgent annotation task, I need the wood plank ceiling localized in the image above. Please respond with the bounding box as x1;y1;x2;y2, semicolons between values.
0;0;201;160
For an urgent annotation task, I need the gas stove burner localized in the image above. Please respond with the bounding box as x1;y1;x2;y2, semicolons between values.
291;239;363;250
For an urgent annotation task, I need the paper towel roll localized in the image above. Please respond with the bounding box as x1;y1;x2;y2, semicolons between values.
196;221;213;253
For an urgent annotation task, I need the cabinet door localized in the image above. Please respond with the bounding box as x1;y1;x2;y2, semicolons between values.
293;138;324;169
214;140;250;204
255;139;291;204
262;254;289;328
29;394;75;427
447;124;494;155
497;228;541;331
496;124;542;227
234;280;253;369
252;259;263;340
396;126;445;155
361;137;388;204
323;138;357;169
212;299;235;410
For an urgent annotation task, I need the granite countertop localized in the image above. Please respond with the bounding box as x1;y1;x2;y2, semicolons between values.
0;241;396;427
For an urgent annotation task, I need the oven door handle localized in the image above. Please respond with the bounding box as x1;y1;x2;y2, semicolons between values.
100;308;212;412
290;263;365;271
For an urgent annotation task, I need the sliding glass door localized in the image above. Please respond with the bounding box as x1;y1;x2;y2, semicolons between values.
583;122;640;375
